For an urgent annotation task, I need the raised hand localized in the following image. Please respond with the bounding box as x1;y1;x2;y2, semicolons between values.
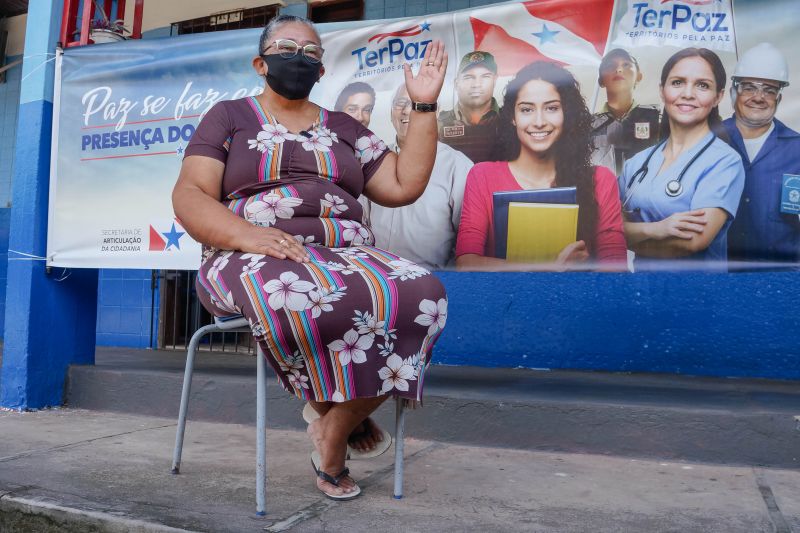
403;39;448;105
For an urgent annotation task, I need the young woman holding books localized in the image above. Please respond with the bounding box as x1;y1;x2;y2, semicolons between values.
618;48;744;270
455;61;627;270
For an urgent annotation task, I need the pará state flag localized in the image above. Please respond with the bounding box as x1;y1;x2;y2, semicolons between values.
469;0;615;76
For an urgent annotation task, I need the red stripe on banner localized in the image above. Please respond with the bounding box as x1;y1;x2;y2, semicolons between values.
471;17;562;76
80;151;176;161
81;114;202;130
523;0;614;56
368;25;421;43
149;225;166;251
376;29;422;43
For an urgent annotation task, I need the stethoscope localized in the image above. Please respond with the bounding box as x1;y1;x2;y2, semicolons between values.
622;134;717;210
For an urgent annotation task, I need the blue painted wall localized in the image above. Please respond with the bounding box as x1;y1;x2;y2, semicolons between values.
96;269;156;348
435;272;800;380
0;54;21;208
0;56;23;338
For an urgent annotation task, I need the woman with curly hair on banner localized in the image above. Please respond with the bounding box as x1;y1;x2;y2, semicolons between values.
619;48;745;270
172;15;449;500
455;61;627;270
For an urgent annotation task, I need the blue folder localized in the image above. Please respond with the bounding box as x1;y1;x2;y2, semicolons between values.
492;186;577;258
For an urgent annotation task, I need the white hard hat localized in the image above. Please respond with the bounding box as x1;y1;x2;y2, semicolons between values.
733;43;790;86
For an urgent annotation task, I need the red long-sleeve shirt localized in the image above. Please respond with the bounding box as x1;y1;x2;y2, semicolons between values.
455;161;627;263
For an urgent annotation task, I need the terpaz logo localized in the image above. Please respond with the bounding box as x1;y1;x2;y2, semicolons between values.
149;219;186;251
352;21;432;72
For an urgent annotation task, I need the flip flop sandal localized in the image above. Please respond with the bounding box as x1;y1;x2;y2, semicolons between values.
311;451;362;501
303;403;393;459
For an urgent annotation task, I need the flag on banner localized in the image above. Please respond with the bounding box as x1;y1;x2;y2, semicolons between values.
470;0;615;76
612;0;736;52
149;219;187;252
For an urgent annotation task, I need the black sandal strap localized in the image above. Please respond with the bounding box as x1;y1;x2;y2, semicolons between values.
316;466;351;487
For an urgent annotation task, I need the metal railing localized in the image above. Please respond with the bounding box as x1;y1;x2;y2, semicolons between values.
153;269;255;354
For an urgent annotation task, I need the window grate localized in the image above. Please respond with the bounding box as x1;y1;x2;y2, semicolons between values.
171;5;279;36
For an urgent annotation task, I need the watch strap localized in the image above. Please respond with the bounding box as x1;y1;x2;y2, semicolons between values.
411;101;438;112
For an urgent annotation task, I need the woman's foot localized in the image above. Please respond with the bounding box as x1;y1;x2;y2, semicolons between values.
348;417;385;453
307;418;360;499
304;403;391;457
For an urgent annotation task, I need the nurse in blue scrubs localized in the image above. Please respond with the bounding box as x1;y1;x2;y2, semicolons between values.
619;48;745;270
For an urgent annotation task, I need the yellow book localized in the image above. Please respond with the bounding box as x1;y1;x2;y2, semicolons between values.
506;202;579;263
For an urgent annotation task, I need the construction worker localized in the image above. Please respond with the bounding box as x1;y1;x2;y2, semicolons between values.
724;43;800;269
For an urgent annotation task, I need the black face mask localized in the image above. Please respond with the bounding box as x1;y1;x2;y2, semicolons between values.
261;54;321;100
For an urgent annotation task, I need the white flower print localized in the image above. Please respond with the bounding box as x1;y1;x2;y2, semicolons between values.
404;351;424;377
379;354;415;393
353;311;386;338
332;391;345;402
202;247;217;262
306;287;344;319
242;253;267;274
301;129;334;152
387;259;430;281
211;289;239;314
329;247;370;258
207;251;234;280
278;350;305;374
322;261;362;275
355;134;387;164
263;271;316;311
245;194;303;227
250;321;267;338
288;372;310;390
378;341;394;357
320;193;348;215
328;329;374;365
414;298;448;335
294;235;315;245
318;126;339;144
339;220;371;245
242;260;266;275
248;136;272;153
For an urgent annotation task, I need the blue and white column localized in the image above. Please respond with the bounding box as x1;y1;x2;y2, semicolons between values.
0;2;99;409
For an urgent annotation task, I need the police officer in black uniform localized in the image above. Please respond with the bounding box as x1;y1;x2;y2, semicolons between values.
438;51;502;163
591;49;660;176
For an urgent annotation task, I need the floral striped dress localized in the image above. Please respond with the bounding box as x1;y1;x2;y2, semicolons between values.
185;97;447;402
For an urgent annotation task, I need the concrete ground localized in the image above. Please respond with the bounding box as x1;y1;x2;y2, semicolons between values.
0;408;797;533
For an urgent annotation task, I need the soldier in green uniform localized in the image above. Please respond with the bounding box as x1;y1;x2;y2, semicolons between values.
590;49;660;176
438;51;502;163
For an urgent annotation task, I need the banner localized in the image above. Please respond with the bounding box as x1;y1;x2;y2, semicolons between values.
47;0;800;271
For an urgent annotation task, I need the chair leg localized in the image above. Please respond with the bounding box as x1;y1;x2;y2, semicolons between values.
393;397;406;499
172;323;217;475
255;345;267;516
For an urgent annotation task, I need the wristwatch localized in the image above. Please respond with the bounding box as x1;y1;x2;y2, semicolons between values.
411;101;438;112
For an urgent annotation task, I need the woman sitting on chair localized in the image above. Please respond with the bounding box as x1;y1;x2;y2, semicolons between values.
172;15;449;500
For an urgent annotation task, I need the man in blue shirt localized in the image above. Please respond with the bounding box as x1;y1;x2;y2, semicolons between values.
724;43;800;269
724;43;800;270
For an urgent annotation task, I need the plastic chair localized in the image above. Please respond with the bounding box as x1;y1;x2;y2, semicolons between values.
171;316;409;516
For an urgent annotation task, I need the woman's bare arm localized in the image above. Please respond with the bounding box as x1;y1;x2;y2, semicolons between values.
172;155;309;262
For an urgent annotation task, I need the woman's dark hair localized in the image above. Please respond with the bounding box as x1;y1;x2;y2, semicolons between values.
334;82;376;112
658;47;727;140
498;61;598;252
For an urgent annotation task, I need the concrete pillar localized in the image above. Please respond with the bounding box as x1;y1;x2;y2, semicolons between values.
0;2;98;409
